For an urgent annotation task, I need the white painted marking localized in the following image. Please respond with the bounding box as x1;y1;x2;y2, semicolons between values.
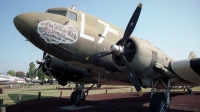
37;20;78;44
98;20;110;36
80;13;95;41
97;20;110;44
79;13;119;44
109;27;119;36
97;37;104;44
98;20;119;37
171;59;200;85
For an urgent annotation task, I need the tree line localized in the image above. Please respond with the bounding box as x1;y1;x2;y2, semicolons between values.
6;62;49;81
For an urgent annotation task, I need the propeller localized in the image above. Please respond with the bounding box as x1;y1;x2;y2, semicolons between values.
86;52;113;61
38;52;54;77
86;3;143;96
30;52;47;78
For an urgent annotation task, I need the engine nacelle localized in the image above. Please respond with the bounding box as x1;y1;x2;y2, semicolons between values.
42;55;94;86
171;58;200;85
113;36;173;76
112;36;174;88
112;37;151;74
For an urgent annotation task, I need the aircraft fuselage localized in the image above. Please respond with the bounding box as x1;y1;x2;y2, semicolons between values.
14;7;199;88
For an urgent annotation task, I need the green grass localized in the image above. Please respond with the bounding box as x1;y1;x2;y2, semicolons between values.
0;84;200;107
0;84;72;106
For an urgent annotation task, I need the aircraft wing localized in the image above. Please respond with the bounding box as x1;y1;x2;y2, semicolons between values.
171;58;200;85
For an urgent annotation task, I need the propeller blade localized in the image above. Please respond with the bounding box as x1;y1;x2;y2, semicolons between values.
46;67;53;77
120;53;143;96
120;3;142;46
86;52;112;61
30;65;41;78
43;52;47;60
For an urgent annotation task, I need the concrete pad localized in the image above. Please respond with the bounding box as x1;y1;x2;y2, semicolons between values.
60;105;93;110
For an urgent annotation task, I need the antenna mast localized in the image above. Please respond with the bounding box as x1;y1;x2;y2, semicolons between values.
71;5;85;10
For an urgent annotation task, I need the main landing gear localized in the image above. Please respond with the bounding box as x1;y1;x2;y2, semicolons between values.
70;80;95;106
150;78;171;112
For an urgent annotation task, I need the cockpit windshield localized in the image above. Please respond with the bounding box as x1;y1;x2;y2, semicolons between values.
67;11;77;21
46;8;67;16
46;8;77;21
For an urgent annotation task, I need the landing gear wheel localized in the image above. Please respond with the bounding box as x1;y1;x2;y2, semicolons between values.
97;84;101;88
70;90;85;106
150;93;169;112
187;88;192;94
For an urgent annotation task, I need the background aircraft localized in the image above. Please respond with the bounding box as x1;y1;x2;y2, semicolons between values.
13;3;200;112
25;76;41;84
0;73;26;86
25;76;56;85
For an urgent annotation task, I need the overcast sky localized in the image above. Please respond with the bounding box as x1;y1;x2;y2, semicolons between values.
0;0;199;73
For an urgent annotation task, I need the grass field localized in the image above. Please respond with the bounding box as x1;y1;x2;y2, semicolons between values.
0;84;200;107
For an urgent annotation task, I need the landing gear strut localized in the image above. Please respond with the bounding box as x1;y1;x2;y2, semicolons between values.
70;80;95;106
150;78;171;112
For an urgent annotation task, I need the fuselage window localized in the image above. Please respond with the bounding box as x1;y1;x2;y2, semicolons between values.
47;10;67;16
67;11;77;21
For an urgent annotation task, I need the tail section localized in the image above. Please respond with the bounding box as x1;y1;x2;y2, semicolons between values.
188;51;197;59
170;51;200;85
170;57;200;85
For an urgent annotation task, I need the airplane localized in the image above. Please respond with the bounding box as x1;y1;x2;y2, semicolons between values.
13;3;200;112
25;76;56;85
0;73;26;86
25;76;42;84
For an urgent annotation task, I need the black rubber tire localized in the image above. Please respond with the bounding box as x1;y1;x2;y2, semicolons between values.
97;84;101;88
70;90;85;106
50;80;53;85
150;93;166;112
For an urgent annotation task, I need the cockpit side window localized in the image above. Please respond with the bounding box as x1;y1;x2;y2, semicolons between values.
47;10;67;16
67;11;77;21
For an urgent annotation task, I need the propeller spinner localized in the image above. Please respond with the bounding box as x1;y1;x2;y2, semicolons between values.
86;3;143;96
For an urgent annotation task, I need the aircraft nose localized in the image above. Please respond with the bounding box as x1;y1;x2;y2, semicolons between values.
14;13;35;39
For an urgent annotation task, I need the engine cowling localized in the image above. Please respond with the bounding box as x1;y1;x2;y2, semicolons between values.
112;37;153;75
112;36;174;88
42;55;94;86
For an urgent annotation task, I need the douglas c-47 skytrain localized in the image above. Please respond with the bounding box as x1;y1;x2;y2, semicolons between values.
13;3;200;112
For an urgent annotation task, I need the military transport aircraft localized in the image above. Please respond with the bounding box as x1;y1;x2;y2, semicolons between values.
13;3;200;112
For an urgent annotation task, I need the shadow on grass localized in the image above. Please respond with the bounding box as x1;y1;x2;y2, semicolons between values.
5;94;53;107
5;92;200;112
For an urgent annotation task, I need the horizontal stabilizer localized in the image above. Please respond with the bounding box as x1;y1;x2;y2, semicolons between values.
188;51;197;59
